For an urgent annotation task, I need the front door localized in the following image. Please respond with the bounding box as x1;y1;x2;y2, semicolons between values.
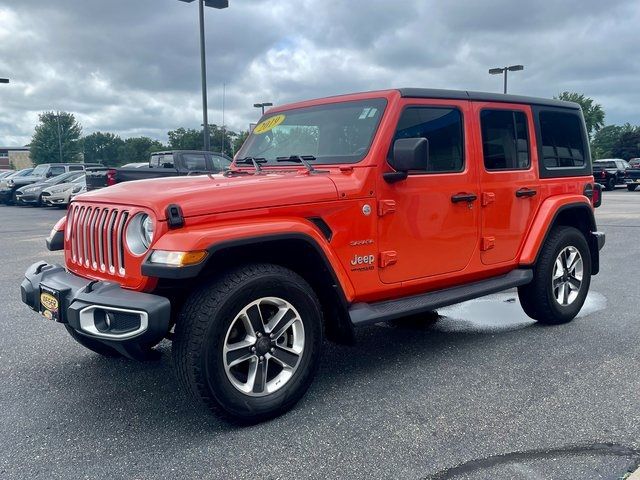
377;99;480;284
472;103;540;265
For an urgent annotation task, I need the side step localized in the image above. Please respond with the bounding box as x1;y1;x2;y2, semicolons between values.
349;269;533;327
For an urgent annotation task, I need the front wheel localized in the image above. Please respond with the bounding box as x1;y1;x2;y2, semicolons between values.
627;184;638;192
173;264;323;423
518;226;591;325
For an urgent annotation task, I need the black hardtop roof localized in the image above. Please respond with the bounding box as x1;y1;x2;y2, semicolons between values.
398;88;581;110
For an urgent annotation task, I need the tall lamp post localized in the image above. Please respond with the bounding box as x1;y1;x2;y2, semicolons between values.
489;65;524;94
254;102;273;116
178;0;229;151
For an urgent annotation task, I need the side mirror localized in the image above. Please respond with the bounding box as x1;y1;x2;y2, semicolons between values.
384;137;429;183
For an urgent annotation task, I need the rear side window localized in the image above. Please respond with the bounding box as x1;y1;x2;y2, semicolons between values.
538;111;586;170
150;155;174;168
182;154;206;171
393;107;464;173
49;166;65;176
481;110;530;170
68;165;84;171
211;155;231;172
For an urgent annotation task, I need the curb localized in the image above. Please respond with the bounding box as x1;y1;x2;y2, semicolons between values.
628;467;640;480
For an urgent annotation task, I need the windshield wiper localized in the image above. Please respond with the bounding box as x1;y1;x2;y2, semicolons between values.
229;157;267;175
276;155;317;173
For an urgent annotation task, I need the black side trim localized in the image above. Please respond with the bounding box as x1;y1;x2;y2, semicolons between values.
46;230;64;251
307;217;333;241
166;204;184;229
349;269;533;327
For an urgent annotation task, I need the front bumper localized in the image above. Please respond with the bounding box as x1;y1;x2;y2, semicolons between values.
21;262;171;359
42;192;70;205
0;188;13;202
15;192;39;204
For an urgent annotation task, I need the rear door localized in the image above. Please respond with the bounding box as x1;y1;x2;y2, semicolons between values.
377;99;480;284
473;103;540;265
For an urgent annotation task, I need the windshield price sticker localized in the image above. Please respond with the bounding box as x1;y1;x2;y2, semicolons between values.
254;114;286;134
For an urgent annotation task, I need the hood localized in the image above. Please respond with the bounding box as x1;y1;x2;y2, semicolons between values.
11;175;45;185
42;181;77;193
78;171;339;220
17;180;50;191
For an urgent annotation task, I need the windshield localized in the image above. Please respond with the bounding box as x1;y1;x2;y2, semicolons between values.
237;98;387;165
31;165;48;176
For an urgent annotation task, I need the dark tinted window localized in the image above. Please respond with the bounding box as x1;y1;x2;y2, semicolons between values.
481;110;530;170
393;107;464;173
49;166;65;176
68;165;84;171
595;161;616;168
539;111;586;169
182;154;206;171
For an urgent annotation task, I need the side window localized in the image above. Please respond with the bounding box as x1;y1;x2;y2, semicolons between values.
393;107;464;173
160;154;174;168
149;155;160;168
538;111;586;170
480;110;530;170
49;166;65;176
211;155;231;172
182;154;207;171
68;165;84;171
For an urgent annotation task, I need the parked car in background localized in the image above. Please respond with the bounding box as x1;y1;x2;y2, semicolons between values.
2;163;100;204
41;174;86;208
592;159;629;191
85;151;231;191
0;170;15;179
0;168;34;202
69;182;86;202
628;158;640;169
14;171;85;206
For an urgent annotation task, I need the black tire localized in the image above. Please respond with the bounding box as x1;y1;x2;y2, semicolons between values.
605;178;615;191
173;263;323;423
518;226;591;325
64;325;122;357
627;184;638;192
10;191;18;205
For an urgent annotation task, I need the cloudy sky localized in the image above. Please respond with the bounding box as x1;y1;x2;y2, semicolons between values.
1;0;639;146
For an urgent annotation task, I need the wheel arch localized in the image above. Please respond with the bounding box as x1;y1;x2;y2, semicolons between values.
520;197;599;274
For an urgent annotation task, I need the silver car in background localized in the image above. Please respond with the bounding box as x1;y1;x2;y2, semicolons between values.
41;174;86;208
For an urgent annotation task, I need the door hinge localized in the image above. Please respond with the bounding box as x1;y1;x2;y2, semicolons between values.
378;200;396;217
481;192;495;207
379;251;397;268
481;236;495;251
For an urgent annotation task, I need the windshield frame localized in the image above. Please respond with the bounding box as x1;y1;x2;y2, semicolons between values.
236;97;388;167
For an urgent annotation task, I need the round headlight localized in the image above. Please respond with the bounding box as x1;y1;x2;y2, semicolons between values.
125;213;154;255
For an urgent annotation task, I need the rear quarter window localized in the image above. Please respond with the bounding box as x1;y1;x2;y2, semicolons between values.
534;107;591;178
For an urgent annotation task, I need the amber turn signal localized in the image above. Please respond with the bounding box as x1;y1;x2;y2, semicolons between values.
148;250;208;267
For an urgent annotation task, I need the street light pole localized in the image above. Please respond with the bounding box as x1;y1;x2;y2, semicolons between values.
488;65;524;94
253;102;273;116
178;0;229;151
55;112;63;163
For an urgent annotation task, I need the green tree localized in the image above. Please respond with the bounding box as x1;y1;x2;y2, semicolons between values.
611;125;640;160
554;92;605;139
591;125;623;159
168;127;203;150
30;111;83;164
118;137;165;164
82;132;125;166
232;130;249;155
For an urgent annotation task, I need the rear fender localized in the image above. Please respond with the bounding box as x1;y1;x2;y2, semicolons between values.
519;195;597;269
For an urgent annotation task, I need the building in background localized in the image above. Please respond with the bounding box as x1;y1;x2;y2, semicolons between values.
0;146;31;170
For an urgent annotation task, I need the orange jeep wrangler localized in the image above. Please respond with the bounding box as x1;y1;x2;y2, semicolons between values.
22;88;605;422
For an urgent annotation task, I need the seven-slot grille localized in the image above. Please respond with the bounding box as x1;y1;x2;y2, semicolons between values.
67;204;130;276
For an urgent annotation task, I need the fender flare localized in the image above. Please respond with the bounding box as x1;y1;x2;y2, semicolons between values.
519;197;597;268
141;219;355;303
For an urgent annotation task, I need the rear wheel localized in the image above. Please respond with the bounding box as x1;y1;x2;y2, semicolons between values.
627;184;638;192
605;178;615;191
518;226;591;325
173;263;323;423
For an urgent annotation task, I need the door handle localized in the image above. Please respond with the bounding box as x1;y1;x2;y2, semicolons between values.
451;193;478;203
515;187;537;198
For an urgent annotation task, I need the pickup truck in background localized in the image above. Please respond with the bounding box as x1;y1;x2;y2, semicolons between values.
592;159;629;191
85;150;232;191
624;161;640;191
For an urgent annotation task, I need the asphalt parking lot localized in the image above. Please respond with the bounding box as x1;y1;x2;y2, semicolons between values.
1;190;639;480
